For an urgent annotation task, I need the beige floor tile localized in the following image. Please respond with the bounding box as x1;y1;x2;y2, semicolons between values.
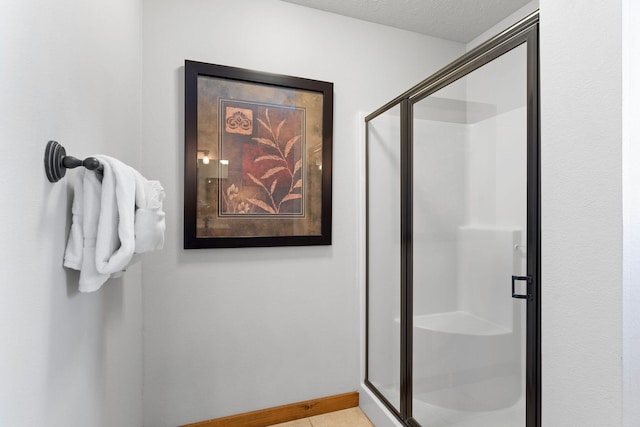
309;408;374;427
268;418;313;427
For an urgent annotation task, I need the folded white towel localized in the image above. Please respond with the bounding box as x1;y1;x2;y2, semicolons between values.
133;174;166;253
63;155;165;292
64;168;111;290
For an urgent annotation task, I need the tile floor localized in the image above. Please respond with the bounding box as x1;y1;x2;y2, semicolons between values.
268;407;374;427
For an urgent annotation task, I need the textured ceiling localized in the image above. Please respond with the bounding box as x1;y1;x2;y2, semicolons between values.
281;0;532;43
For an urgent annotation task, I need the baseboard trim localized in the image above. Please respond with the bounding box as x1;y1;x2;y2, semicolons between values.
180;391;359;427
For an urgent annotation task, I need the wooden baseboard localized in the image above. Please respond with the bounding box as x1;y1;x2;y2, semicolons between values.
180;391;359;427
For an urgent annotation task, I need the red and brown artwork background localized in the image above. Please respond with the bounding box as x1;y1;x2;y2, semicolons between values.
220;102;305;217
196;76;324;238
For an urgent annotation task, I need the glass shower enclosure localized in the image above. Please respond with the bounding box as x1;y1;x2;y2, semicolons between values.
365;12;540;427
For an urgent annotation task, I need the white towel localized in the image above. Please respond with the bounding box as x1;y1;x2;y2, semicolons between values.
133;173;166;253
63;155;165;292
63;168;110;289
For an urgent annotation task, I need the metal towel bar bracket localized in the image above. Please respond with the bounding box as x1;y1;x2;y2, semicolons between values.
44;140;104;183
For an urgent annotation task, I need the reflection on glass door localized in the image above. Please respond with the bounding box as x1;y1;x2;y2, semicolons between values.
411;43;528;427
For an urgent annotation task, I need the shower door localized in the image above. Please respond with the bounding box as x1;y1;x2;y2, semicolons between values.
365;12;539;427
410;38;534;427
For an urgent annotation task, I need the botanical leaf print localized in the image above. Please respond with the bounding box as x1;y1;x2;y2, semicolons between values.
256;117;270;132
275;120;285;140
247;173;265;189
280;193;302;204
284;135;301;159
293;159;302;176
253;137;278;149
247;198;276;214
261;166;287;180
215;101;307;221
221;182;254;214
254;155;284;163
240;108;303;215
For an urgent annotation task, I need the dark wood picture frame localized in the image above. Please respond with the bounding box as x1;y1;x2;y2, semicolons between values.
184;60;333;249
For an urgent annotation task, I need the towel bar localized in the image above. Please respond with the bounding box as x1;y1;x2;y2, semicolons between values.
44;140;104;183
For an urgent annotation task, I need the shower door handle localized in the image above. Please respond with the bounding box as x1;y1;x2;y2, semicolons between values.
512;275;532;300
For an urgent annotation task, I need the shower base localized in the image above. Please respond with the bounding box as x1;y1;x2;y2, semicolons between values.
413;396;525;427
379;385;524;427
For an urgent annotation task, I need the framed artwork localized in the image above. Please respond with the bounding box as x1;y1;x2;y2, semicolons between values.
184;60;333;248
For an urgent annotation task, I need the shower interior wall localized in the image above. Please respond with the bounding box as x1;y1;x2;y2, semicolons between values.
413;43;527;318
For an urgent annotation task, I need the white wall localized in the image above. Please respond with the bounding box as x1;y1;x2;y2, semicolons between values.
540;1;623;425
623;1;640;425
0;0;144;426
141;1;463;425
